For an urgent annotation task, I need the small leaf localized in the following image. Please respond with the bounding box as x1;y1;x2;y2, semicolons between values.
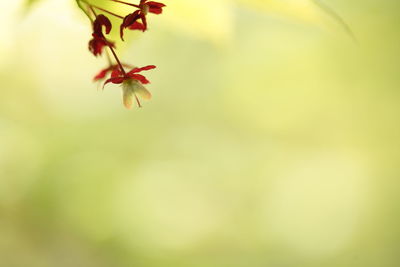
134;83;152;100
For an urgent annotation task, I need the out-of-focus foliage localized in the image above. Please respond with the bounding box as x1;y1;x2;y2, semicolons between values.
24;0;43;8
22;0;46;13
1;0;400;267
23;0;354;43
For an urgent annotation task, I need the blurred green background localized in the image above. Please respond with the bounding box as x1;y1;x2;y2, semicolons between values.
1;0;400;266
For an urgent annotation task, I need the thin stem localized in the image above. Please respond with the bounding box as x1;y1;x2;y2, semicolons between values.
80;0;124;19
108;45;126;75
109;0;140;8
134;94;142;108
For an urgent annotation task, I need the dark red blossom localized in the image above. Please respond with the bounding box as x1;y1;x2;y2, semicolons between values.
88;14;114;56
120;0;165;40
89;34;115;57
120;10;141;40
103;65;156;87
93;63;134;81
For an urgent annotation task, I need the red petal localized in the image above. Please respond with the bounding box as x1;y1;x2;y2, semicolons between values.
103;77;125;89
88;38;105;57
139;65;157;71
129;21;146;31
128;65;156;74
111;68;123;78
88;35;115;57
147;1;165;7
147;2;165;14
129;74;150;84
94;14;112;35
93;67;111;81
120;11;141;40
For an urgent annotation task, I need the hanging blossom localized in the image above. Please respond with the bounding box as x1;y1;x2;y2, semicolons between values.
119;0;166;40
76;0;166;108
88;14;114;56
103;65;156;109
93;63;134;82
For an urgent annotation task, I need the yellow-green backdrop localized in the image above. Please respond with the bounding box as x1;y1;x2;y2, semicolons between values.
0;0;399;266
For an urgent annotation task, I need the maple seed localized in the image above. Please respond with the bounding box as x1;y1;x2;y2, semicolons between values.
103;65;156;108
122;79;152;109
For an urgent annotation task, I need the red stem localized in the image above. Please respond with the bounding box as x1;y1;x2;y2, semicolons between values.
109;0;140;8
134;94;142;108
108;45;126;75
80;0;124;19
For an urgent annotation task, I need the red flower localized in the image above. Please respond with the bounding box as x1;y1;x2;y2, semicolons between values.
88;15;114;56
103;65;156;108
93;63;134;82
93;14;112;36
89;34;115;57
120;0;165;40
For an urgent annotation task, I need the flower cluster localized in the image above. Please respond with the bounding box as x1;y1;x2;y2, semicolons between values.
77;0;166;108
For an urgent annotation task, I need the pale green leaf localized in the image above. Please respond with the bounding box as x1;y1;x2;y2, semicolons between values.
235;0;355;40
